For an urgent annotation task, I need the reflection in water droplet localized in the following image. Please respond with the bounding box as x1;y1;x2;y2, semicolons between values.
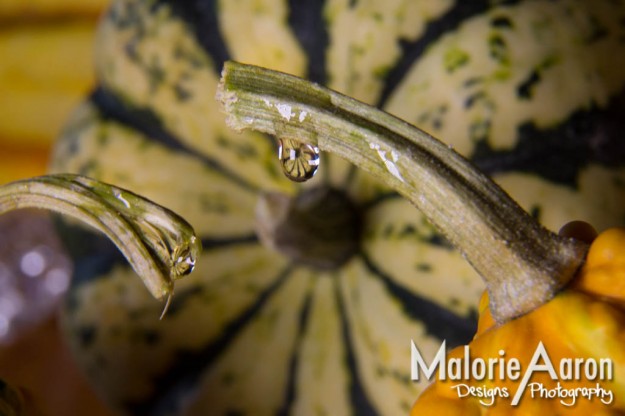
170;236;198;279
278;138;320;182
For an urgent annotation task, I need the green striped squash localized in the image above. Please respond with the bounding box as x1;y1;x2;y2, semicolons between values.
50;0;625;415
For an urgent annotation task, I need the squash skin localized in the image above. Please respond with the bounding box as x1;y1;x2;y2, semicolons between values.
410;228;625;415
50;0;625;415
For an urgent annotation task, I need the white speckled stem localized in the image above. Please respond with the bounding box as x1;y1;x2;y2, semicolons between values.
0;174;201;303
217;61;588;323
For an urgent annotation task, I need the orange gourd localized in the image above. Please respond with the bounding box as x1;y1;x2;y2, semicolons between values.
411;225;625;415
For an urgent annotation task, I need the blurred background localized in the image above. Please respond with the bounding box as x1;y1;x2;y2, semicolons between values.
0;1;113;414
0;0;106;184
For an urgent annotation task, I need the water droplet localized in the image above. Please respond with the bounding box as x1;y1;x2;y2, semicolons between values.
278;138;320;182
170;236;198;278
113;189;131;208
368;142;405;182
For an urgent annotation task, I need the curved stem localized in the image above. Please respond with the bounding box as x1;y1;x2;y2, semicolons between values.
217;61;588;323
0;174;201;303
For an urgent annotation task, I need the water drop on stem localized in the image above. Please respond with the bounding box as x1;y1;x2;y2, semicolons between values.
278;138;320;182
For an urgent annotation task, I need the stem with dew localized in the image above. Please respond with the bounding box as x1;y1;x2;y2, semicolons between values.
0;174;201;307
216;61;587;323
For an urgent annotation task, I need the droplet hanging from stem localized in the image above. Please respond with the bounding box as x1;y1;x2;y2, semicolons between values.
278;138;320;182
218;61;589;323
0;174;202;307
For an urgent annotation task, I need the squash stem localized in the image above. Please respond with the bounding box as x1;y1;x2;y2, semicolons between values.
0;174;201;303
217;61;588;323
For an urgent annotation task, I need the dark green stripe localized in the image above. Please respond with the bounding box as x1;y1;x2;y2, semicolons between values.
360;253;476;347
471;89;625;187
334;277;379;415
377;0;519;108
164;235;260;316
54;217;127;292
341;162;358;189
128;265;296;416
90;88;259;193
200;234;258;250
277;289;314;416
287;0;329;84
359;193;456;250
157;0;231;73
359;191;400;210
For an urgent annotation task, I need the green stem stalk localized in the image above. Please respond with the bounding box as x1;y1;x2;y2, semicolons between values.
217;61;587;323
0;174;201;308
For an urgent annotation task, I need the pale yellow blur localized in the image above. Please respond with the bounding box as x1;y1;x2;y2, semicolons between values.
0;0;108;184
